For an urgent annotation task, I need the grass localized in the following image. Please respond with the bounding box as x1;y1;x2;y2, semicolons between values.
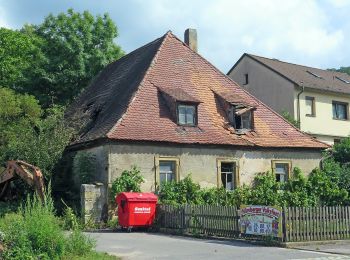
0;189;119;259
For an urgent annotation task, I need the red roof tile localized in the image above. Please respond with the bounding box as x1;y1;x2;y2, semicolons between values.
68;32;328;149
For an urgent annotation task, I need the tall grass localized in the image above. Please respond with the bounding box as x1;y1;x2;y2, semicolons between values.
0;187;115;259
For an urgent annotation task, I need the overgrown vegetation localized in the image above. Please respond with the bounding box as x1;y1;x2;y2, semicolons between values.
281;110;300;128
158;167;349;207
0;190;117;259
110;166;145;200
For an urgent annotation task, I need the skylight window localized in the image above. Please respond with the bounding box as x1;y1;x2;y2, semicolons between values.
306;70;323;79
335;76;350;84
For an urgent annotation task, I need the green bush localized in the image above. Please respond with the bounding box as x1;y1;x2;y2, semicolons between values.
159;175;203;205
110;166;144;199
0;190;111;259
158;169;349;207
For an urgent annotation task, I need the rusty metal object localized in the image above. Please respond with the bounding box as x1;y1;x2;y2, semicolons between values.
0;160;45;202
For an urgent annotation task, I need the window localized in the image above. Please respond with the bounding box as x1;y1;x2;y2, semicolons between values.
306;70;322;79
305;96;315;116
235;110;252;131
155;156;179;190
332;101;348;120
244;74;249;85
177;104;197;126
335;76;350;84
272;161;291;183
217;159;239;190
159;161;176;185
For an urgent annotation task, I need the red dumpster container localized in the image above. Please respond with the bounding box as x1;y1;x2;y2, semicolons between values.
116;192;158;229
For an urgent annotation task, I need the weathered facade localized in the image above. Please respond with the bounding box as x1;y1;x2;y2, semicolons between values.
75;142;322;193
66;30;328;203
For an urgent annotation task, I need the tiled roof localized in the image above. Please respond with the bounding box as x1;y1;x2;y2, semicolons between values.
235;54;350;94
66;32;328;149
158;87;201;103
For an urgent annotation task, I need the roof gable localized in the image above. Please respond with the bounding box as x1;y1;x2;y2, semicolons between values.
67;32;328;149
232;53;350;95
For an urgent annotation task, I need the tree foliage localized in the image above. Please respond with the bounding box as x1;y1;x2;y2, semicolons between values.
0;27;45;91
25;9;124;106
0;9;124;107
0;88;73;180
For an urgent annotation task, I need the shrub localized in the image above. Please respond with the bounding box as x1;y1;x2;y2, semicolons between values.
0;190;107;259
158;169;349;207
159;175;203;205
110;166;144;199
249;172;281;206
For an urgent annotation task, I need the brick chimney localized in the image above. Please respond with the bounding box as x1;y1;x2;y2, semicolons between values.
184;29;197;52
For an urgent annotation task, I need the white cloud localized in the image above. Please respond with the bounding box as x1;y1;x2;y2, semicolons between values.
129;0;346;71
327;0;350;8
0;0;348;71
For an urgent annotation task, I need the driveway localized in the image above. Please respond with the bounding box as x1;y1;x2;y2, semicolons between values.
88;231;350;260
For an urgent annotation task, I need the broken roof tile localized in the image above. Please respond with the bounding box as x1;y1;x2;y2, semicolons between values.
66;32;328;150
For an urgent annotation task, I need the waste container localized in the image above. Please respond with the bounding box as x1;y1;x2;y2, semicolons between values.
116;192;158;229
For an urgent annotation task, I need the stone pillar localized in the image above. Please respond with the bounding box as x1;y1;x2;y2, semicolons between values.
81;183;107;224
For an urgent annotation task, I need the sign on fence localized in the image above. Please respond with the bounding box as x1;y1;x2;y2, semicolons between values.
240;205;282;238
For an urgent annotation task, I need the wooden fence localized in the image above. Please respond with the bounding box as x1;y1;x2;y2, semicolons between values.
284;206;350;242
156;204;350;242
156;204;240;238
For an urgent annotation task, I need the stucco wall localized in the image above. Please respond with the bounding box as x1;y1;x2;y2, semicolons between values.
294;89;350;144
105;143;322;192
228;56;295;116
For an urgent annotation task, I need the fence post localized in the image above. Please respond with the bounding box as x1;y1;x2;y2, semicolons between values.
282;207;287;242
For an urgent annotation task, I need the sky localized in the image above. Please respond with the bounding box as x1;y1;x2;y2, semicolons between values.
0;0;349;73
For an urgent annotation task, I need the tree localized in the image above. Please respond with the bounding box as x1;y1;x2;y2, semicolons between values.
328;67;350;76
25;9;124;106
0;88;73;180
0;28;45;90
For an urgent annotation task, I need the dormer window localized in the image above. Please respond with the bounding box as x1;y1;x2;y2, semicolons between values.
177;103;197;126
235;110;252;130
211;88;256;134
157;86;201;127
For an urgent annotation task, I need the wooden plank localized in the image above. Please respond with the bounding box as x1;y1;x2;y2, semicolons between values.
315;206;318;241
346;207;350;238
306;207;310;241
336;206;340;240
327;206;331;240
294;207;302;241
310;207;314;241
345;206;350;238
321;206;326;240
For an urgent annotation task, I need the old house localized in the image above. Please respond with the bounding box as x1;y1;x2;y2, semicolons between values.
66;30;328;196
228;53;350;145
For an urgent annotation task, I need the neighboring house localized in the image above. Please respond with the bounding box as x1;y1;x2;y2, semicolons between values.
228;53;350;145
66;30;327;197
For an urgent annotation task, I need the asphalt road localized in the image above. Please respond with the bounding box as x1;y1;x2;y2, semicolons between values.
88;231;350;260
